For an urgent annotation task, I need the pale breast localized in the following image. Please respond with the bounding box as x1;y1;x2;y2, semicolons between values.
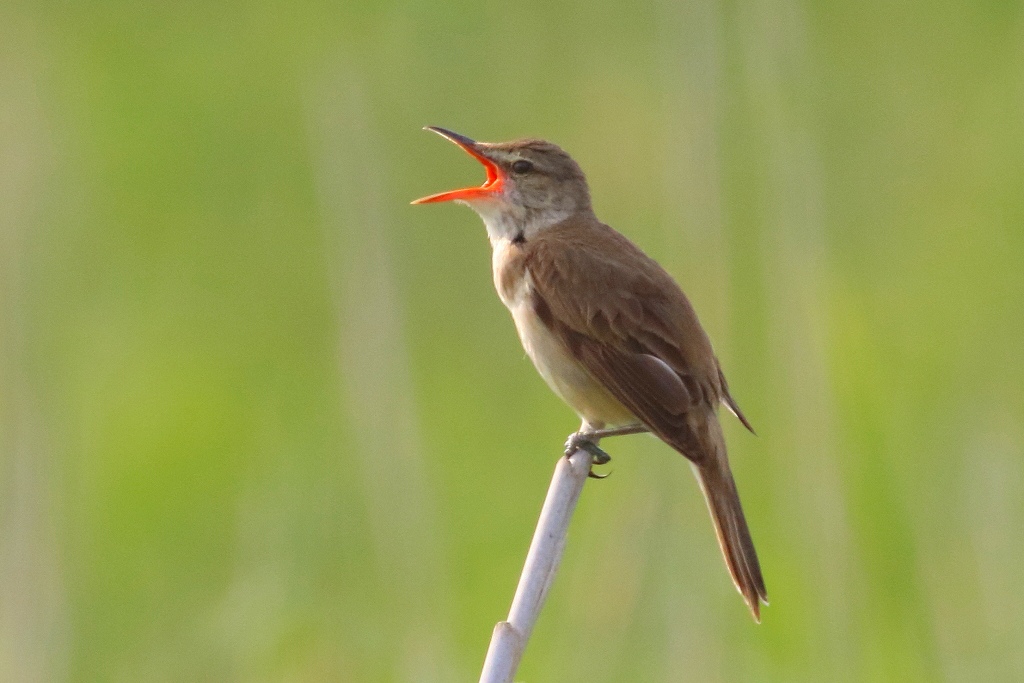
492;239;635;427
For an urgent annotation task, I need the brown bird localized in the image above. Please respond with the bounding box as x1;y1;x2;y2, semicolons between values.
413;127;768;621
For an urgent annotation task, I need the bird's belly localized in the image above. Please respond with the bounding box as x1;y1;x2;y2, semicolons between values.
505;287;635;428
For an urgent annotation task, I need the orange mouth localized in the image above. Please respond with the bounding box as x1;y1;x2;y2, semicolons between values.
411;127;504;204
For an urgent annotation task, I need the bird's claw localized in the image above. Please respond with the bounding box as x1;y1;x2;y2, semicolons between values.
564;431;610;462
564;431;612;466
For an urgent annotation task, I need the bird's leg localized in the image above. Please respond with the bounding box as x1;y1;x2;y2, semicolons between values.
564;422;643;479
584;424;649;440
564;423;648;458
564;428;610;463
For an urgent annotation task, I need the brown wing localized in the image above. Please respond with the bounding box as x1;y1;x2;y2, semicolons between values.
525;218;752;445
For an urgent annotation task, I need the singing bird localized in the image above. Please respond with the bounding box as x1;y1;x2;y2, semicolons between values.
413;127;768;621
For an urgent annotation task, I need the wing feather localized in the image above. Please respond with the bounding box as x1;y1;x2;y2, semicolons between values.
526;220;728;420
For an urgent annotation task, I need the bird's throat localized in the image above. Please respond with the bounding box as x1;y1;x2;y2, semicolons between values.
474;202;573;247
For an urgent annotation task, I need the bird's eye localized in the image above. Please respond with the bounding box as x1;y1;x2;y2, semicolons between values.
511;159;533;174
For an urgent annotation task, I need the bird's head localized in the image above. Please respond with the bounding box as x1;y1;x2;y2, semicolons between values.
412;127;593;240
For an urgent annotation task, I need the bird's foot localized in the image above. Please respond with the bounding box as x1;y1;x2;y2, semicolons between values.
564;432;613;480
564;431;611;464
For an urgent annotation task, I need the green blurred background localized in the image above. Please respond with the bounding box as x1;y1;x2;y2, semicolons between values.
2;1;1022;681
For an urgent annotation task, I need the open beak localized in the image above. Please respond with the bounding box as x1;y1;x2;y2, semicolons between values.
411;127;504;204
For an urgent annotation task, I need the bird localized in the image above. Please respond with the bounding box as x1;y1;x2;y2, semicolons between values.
412;127;768;622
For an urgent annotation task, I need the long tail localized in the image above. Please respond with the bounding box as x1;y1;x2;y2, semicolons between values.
691;449;768;622
660;412;767;621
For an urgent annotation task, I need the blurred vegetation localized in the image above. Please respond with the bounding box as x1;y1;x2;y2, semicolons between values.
1;1;1022;681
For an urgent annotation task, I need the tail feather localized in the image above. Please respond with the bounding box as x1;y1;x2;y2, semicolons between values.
692;457;768;621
